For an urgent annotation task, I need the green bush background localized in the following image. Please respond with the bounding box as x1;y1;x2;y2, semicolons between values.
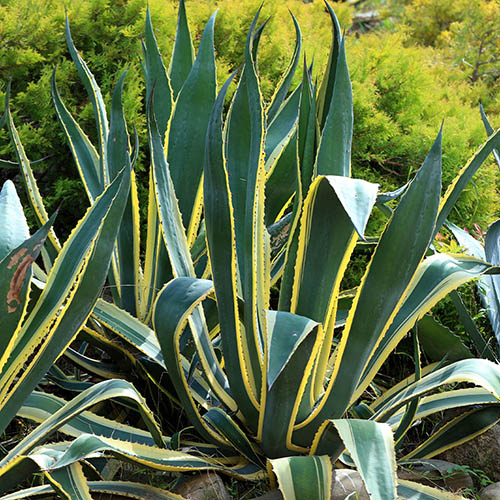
0;0;498;239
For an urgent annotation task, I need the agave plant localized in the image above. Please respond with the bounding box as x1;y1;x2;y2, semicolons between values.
2;1;500;499
150;4;500;493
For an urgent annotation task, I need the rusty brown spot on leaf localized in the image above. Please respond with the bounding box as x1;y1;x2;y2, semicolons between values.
7;254;34;313
7;248;28;270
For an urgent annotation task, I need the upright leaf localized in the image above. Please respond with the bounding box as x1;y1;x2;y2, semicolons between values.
264;84;301;173
167;11;217;235
484;219;500;344
267;12;302;123
169;0;194;98
6;99;60;260
436;127;500;234
204;71;259;423
225;8;269;404
0;81;8;130
316;1;342;130
149;105;194;279
277;62;316;310
143;7;173;139
107;71;140;316
315;35;353;177
417;314;472;362
480;102;500;168
297;60;317;196
65;17;109;187
51;69;101;203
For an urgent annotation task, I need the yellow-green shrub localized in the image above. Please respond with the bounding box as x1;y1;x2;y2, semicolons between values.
0;0;497;237
348;32;499;231
397;0;468;47
396;0;500;95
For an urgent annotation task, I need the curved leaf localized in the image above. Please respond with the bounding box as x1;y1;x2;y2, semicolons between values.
0;167;130;435
0;481;186;500
153;277;235;446
18;390;162;447
374;359;500;422
294;128;442;442
43;462;92;500
51;434;262;479
313;420;397;500
0;379;164;467
403;405;500;459
0;212;56;368
359;254;497;395
386;388;499;428
270;455;331;500
92;298;164;368
397;479;466;500
260;310;322;457
203;408;264;466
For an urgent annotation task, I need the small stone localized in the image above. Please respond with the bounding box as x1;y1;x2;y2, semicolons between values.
331;469;370;500
174;472;231;500
480;482;500;500
397;460;473;493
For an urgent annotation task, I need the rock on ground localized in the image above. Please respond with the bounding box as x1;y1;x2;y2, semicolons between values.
438;423;500;482
174;472;231;500
397;459;473;492
480;482;500;500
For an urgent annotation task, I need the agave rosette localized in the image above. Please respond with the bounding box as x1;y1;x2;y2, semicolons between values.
2;1;500;499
